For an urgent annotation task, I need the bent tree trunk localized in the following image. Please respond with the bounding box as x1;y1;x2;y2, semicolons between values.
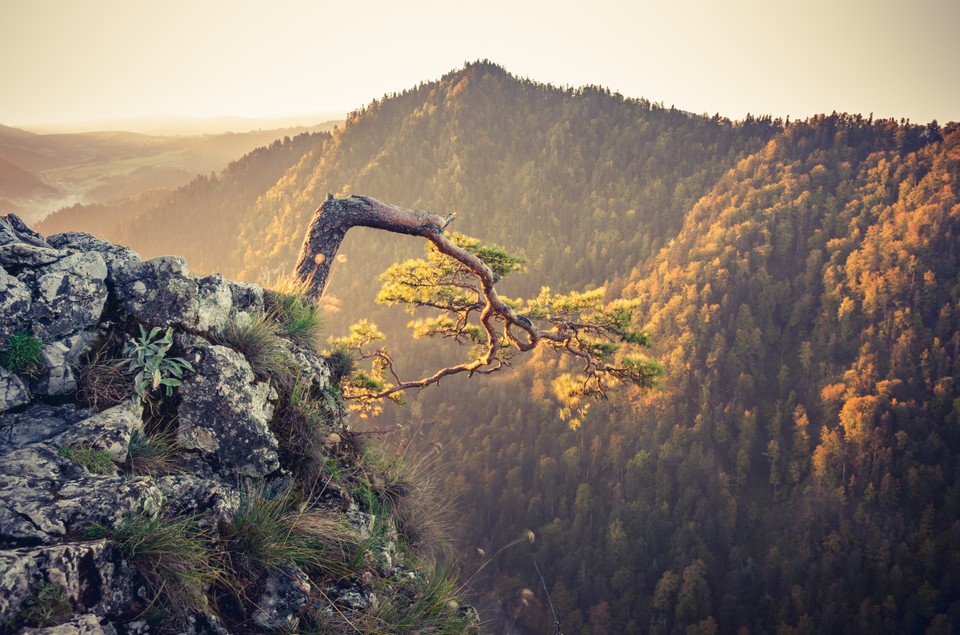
295;195;455;300
294;195;547;393
294;195;658;401
295;195;535;346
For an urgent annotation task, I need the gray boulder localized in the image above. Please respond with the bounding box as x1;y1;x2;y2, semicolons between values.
177;341;279;478
0;265;32;340
154;474;241;528
1;541;134;631
195;274;235;334
0;367;29;413
289;341;331;394
46;232;140;276
111;256;200;329
20;614;116;634
29;252;108;342
32;331;99;397
0;441;162;545
0;404;93;454
227;279;265;315
54;402;141;464
251;564;311;630
0;214;61;268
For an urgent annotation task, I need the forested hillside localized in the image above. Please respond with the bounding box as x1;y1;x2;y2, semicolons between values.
32;62;960;633
411;115;959;635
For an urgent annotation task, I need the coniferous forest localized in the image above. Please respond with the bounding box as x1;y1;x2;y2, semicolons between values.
35;62;960;634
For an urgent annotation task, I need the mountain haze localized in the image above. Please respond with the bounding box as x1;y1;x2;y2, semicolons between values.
4;123;337;225
29;62;960;633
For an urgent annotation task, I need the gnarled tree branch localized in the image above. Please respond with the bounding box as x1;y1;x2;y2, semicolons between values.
295;195;456;298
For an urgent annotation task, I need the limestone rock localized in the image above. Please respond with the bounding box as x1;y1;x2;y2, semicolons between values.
29;252;108;341
227;279;265;315
154;474;241;527
195;274;234;334
252;564;311;630
0;214;61;268
32;332;99;397
46;232;141;275
0;265;32;340
328;583;376;611
0;404;93;454
177;341;279;478
0;367;29;413
289;341;331;393
2;541;133;632
20;614;115;634
345;510;377;541
54;402;141;464
0;442;162;545
111;256;200;329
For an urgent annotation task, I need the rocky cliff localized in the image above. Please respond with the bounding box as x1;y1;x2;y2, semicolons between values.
0;214;476;634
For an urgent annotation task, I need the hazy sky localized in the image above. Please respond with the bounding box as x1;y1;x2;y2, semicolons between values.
2;0;958;128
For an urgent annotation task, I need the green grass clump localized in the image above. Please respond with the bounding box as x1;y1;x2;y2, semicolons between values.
126;427;181;476
275;380;338;485
111;512;220;619
358;446;456;562
325;345;358;386
213;313;298;389
266;275;325;350
12;582;72;628
58;446;115;474
0;332;44;377
224;483;353;588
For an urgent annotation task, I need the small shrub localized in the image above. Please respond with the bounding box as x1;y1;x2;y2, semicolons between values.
15;582;72;628
111;512;220;619
224;483;353;588
122;325;193;404
58;446;115;474
213;313;298;389
266;275;325;350
126;427;181;476
0;332;44;377
76;340;129;409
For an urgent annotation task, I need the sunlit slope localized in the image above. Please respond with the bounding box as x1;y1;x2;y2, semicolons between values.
420;115;959;634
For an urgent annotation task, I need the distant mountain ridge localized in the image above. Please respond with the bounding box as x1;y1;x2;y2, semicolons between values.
3;122;338;225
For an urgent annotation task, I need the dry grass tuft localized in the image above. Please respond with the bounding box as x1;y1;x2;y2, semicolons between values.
266;274;325;350
213;313;298;389
75;340;129;409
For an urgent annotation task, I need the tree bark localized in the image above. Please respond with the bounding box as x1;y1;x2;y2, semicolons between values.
295;195;454;299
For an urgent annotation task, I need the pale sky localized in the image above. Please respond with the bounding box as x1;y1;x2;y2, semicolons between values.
2;0;958;128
